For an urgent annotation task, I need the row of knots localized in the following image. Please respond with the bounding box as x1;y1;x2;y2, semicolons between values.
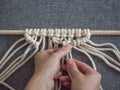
25;28;91;38
24;29;39;48
24;28;91;47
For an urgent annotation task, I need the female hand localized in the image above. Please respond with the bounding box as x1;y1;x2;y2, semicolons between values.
59;59;101;90
25;45;72;90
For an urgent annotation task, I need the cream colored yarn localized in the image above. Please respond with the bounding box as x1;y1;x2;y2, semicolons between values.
0;29;120;90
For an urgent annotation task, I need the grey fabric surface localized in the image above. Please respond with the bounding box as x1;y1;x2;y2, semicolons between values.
0;0;120;90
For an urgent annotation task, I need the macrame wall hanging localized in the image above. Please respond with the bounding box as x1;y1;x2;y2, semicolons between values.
0;29;120;90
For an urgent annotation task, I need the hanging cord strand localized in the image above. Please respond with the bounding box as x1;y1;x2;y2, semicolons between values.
87;40;120;54
80;29;120;72
0;32;37;80
1;29;42;81
73;46;97;70
40;29;46;51
0;29;38;80
0;29;41;90
85;44;120;67
0;42;28;70
0;45;32;81
94;47;120;61
0;38;25;69
2;45;40;82
1;82;15;90
79;45;120;72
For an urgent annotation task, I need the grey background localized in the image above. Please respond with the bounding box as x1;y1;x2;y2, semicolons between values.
0;0;120;90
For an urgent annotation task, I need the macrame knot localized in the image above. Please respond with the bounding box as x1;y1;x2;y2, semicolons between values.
73;29;91;46
40;28;47;36
25;28;32;35
72;40;77;46
48;29;54;37
54;29;60;38
62;40;68;46
67;29;75;43
61;29;67;38
68;29;74;38
80;29;91;45
75;29;81;37
83;29;91;39
24;29;39;48
33;28;39;36
52;29;61;43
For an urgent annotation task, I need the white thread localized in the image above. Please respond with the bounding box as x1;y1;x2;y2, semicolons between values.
79;45;120;72
0;38;25;70
48;29;54;37
0;45;31;81
0;42;28;78
88;40;120;54
84;43;120;67
1;82;15;90
41;29;46;51
73;46;97;70
75;29;81;37
61;29;67;38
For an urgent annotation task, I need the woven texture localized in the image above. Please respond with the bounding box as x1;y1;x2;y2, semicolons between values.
0;0;120;90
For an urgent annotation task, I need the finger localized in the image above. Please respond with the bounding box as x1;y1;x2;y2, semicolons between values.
52;45;72;59
54;71;62;80
63;82;71;89
67;59;83;79
61;65;67;71
45;48;58;55
74;59;95;74
59;76;71;82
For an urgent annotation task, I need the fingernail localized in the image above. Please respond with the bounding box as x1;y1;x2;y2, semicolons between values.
67;59;73;65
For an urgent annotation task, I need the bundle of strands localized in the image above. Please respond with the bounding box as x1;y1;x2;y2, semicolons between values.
0;29;120;90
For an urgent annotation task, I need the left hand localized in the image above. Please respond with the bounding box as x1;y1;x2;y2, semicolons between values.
25;45;72;90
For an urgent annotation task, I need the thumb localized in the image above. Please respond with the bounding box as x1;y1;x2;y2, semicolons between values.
67;59;83;79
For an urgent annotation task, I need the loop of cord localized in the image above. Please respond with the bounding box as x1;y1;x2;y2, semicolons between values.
24;29;40;48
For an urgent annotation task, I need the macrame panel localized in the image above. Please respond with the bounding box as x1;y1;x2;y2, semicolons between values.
0;29;120;90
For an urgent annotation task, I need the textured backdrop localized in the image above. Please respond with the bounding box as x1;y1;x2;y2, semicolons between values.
0;0;120;90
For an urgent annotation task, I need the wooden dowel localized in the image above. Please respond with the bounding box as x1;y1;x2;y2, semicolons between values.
91;30;120;35
0;30;24;35
0;30;120;36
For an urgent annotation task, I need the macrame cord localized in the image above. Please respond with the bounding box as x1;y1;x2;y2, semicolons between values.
0;29;120;90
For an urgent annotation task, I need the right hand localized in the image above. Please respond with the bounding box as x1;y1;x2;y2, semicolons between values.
59;59;101;90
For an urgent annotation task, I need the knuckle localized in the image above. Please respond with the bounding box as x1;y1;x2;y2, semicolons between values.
52;53;60;58
34;52;43;59
52;53;58;56
39;51;45;54
73;69;79;74
70;66;79;74
95;72;101;80
52;53;57;57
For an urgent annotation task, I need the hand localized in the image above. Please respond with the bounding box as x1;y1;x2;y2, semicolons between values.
25;45;72;90
59;59;101;90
